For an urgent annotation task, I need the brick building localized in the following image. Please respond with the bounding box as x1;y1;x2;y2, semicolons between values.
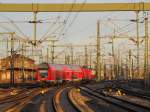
0;54;36;83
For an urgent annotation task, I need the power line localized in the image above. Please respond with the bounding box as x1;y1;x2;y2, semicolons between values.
37;0;77;46
0;15;30;39
64;0;87;34
39;0;67;40
0;23;28;42
57;0;87;44
39;16;61;39
56;0;77;39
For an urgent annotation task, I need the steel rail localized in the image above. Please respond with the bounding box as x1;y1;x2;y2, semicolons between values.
80;86;150;112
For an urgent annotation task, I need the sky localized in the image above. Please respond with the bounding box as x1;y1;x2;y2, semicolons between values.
0;0;149;64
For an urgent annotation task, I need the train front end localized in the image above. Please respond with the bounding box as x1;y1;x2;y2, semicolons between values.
36;63;50;86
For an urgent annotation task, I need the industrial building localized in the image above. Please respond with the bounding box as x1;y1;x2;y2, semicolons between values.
0;54;35;83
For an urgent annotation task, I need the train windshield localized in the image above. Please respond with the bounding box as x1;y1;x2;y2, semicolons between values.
39;70;48;78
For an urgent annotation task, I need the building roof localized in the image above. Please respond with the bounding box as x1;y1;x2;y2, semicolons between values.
0;54;35;62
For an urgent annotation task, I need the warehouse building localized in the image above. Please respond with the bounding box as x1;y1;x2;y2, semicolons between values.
0;54;36;83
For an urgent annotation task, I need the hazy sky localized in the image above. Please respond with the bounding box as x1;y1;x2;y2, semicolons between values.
0;0;149;63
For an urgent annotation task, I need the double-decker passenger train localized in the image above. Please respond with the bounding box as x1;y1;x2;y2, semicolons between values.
35;63;95;84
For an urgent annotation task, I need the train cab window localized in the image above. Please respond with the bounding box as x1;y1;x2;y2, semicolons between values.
39;70;48;78
40;73;48;78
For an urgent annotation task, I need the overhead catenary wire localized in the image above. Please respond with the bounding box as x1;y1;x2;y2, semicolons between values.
0;23;28;42
63;0;87;35
61;11;134;41
0;15;30;40
36;23;65;46
36;0;78;47
56;0;78;40
55;0;88;47
37;0;76;46
58;0;87;41
39;16;62;40
68;1;147;40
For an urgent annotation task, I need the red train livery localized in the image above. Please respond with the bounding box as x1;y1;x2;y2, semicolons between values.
35;63;95;84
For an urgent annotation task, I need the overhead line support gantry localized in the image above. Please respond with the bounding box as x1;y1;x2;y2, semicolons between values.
0;3;150;12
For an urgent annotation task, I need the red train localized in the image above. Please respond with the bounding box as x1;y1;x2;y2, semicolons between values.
35;63;95;84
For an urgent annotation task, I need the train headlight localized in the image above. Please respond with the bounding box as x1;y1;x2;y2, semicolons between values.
76;88;80;92
10;90;17;95
41;90;45;94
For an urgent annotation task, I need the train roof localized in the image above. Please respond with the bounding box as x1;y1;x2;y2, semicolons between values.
63;64;82;71
37;63;48;69
38;63;82;71
48;64;63;70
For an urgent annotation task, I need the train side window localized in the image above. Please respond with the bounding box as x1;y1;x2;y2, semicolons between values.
40;72;48;78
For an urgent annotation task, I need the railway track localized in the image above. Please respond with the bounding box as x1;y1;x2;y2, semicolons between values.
79;86;150;112
53;86;64;112
103;80;150;100
0;89;29;103
53;85;94;112
119;87;150;100
0;88;44;112
53;86;81;112
20;87;57;112
95;80;150;101
68;88;94;112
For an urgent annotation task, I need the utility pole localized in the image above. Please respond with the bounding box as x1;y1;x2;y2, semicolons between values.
10;33;15;87
32;45;34;60
64;53;70;64
39;49;43;63
7;38;9;56
21;43;25;82
104;64;106;80
67;55;70;64
96;20;101;81
110;64;113;80
136;11;140;79
47;47;49;62
116;48;120;79
89;49;92;68
18;39;21;49
129;49;132;79
33;12;37;46
132;59;134;79
78;55;81;65
112;30;115;79
84;46;88;66
71;45;74;64
51;40;57;64
120;60;123;78
65;53;68;64
125;59;128;80
144;13;149;88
